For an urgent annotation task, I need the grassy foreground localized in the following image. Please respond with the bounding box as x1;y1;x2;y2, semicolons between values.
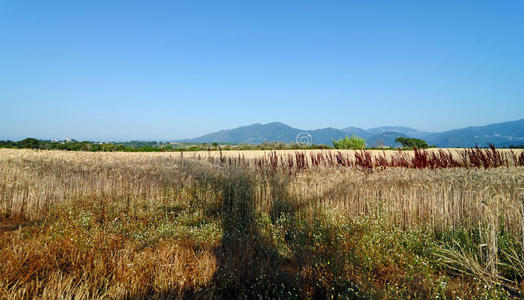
0;149;523;299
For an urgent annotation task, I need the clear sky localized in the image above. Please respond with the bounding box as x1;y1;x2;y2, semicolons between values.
1;1;523;141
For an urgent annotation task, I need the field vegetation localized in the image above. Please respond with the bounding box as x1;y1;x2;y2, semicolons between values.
0;148;523;298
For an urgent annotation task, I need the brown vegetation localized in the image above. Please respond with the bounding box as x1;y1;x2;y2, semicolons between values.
0;149;523;298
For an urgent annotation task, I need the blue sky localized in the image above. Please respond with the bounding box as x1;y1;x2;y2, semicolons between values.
1;1;523;141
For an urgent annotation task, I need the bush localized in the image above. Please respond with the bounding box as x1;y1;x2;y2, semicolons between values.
332;135;366;150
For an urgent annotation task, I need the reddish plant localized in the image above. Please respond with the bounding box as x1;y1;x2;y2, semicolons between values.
355;150;373;171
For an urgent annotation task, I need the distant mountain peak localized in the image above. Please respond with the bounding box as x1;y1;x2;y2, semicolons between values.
265;121;287;126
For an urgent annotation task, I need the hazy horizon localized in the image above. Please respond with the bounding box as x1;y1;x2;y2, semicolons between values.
2;1;524;140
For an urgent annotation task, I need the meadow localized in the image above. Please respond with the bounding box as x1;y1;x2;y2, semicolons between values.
0;148;523;299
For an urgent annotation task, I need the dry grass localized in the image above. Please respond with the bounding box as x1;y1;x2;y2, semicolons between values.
0;148;523;298
185;147;520;156
189;147;524;170
186;147;524;160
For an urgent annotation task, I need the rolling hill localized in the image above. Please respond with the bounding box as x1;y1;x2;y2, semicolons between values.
424;119;524;147
178;119;524;148
178;122;350;145
366;131;408;148
367;126;432;139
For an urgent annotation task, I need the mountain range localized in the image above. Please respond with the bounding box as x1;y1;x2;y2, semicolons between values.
178;119;524;148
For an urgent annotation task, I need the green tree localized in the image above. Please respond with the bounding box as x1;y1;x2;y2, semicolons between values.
332;135;366;150
395;137;429;148
18;138;40;149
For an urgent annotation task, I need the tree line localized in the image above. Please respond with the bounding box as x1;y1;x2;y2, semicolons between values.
2;137;512;152
0;138;332;152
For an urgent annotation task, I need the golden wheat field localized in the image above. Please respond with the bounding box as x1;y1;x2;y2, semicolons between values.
1;148;523;298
